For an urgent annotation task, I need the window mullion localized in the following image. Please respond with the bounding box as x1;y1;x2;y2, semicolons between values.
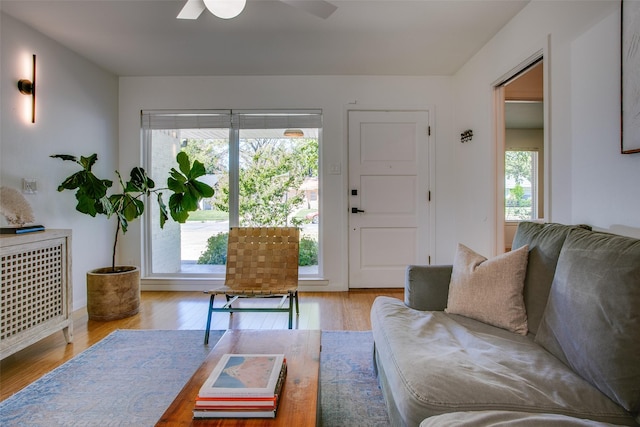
228;127;240;228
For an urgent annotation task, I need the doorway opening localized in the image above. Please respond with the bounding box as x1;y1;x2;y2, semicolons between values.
495;58;545;252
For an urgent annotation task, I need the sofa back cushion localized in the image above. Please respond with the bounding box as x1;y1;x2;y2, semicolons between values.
511;222;574;335
535;228;640;413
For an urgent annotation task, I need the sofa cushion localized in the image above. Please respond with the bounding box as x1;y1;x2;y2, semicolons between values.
419;411;627;426
445;243;529;335
511;222;575;335
371;296;635;427
536;228;640;413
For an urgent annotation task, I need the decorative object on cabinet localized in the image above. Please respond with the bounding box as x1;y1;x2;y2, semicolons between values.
0;186;35;227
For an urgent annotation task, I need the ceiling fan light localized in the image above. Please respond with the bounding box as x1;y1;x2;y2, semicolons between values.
203;0;246;19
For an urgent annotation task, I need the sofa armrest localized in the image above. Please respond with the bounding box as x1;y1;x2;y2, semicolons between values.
404;265;453;311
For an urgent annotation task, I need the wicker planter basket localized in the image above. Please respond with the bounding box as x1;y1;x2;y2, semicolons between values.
86;266;140;321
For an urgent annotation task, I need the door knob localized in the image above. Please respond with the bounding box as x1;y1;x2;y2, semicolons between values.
351;207;365;213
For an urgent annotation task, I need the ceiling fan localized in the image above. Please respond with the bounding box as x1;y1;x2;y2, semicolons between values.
177;0;338;20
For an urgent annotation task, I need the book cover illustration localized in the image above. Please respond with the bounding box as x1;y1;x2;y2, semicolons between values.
214;355;276;389
199;354;285;398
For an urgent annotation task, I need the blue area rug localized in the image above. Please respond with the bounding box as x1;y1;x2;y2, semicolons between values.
0;330;389;427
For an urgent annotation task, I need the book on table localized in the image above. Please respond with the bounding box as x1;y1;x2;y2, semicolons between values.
193;354;287;419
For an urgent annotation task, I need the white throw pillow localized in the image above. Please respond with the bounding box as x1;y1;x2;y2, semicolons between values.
446;244;529;335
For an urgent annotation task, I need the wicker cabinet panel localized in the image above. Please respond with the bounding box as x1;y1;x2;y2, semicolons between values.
1;230;73;359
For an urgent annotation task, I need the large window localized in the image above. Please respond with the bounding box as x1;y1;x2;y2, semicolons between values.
505;149;538;221
142;110;321;278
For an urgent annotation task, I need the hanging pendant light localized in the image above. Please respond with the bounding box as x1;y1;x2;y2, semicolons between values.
203;0;246;19
284;129;304;138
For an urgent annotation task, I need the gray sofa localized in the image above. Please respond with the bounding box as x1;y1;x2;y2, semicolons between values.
371;222;640;427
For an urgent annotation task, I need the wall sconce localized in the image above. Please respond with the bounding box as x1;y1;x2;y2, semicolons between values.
18;54;36;123
460;129;473;143
284;128;304;138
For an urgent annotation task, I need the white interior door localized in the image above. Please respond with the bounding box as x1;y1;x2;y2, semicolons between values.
348;110;430;288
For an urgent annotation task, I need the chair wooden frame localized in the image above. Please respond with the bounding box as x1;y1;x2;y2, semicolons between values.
204;227;300;344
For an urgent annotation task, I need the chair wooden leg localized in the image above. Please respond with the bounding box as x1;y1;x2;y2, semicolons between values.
294;290;299;314
204;294;215;344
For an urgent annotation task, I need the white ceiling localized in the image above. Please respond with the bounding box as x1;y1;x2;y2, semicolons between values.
1;0;529;77
505;102;543;129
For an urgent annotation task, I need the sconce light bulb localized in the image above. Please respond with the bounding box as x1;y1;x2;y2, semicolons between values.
18;79;33;95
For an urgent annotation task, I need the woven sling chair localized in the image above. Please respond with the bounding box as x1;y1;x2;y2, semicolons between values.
204;227;300;344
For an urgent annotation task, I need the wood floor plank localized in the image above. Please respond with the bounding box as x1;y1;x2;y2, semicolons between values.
0;289;402;401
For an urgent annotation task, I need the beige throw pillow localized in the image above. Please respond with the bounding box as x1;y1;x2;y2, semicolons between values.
446;244;529;335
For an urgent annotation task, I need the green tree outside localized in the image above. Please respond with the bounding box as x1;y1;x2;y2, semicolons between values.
214;137;318;227
505;151;534;220
183;134;319;266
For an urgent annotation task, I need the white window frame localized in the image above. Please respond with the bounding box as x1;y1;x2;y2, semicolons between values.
141;109;322;279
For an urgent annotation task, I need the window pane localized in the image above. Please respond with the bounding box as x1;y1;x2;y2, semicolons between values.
181;131;230;274
148;128;229;275
505;150;537;221
145;112;320;277
236;129;319;274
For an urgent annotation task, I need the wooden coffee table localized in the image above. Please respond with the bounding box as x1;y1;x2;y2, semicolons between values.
156;329;321;426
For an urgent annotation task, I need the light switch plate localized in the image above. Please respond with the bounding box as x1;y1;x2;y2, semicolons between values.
23;178;37;194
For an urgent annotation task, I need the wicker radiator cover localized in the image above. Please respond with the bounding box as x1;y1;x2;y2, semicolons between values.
0;230;73;359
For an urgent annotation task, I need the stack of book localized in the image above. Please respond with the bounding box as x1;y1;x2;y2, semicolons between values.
193;353;287;419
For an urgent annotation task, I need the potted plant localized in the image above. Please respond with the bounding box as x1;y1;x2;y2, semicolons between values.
51;152;214;320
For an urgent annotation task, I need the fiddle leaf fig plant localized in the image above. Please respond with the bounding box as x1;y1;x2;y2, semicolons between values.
51;152;214;272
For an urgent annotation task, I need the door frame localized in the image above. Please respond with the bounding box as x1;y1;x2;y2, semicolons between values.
345;106;436;288
492;39;551;255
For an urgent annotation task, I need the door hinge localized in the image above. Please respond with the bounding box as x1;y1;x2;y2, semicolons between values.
428;255;431;265
427;126;431;136
428;191;431;202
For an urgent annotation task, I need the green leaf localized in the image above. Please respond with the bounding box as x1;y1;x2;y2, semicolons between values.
126;167;154;193
168;193;190;223
191;180;215;198
79;154;98;171
57;171;85;191
124;197;144;222
182;190;199;212
75;193;98;216
188;159;207;179
84;174;111;199
167;169;187;192
119;214;129;233
157;193;169;228
97;195;113;216
50;154;77;162
110;194;144;223
176;151;191;176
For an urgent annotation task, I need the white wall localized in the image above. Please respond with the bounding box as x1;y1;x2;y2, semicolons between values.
118;75;456;291
571;9;640;238
5;0;638;303
452;0;639;255
0;13;119;310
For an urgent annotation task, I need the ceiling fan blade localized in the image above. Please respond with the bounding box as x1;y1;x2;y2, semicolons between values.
279;0;337;19
177;0;206;19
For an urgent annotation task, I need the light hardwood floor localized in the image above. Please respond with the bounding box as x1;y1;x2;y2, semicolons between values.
0;289;403;401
